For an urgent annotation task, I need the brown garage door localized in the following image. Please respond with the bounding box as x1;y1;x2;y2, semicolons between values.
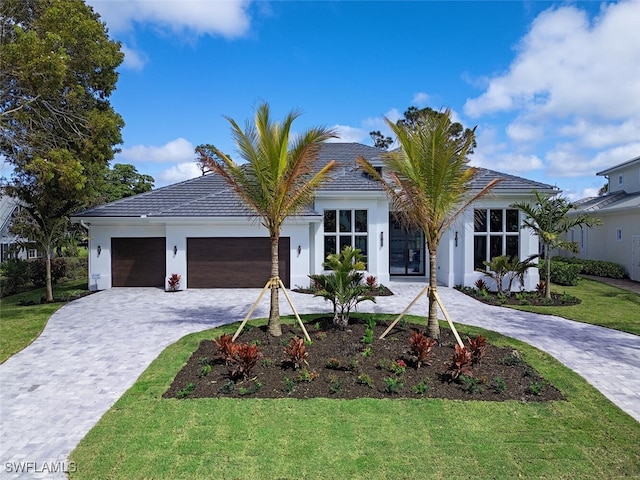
187;237;290;288
111;237;166;287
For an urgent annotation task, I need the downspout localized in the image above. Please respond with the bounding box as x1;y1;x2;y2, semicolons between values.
78;220;95;290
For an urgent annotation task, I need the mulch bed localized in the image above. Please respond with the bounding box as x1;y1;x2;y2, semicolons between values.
456;287;582;307
164;318;564;402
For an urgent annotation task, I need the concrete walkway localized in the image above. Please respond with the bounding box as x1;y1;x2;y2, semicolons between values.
1;283;639;479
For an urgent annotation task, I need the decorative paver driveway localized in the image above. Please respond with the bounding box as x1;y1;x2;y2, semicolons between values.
1;284;639;479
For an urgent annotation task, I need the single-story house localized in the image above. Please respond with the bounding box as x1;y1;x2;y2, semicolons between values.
563;155;640;281
71;143;557;291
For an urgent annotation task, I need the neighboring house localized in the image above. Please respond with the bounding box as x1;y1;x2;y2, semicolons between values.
563;155;640;282
0;193;39;262
70;143;557;291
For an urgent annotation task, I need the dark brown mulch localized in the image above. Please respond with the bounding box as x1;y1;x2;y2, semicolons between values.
455;287;581;307
292;285;394;297
164;318;564;402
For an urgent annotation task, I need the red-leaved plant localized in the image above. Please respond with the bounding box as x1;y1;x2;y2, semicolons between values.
284;336;309;369
467;335;488;364
448;344;473;380
365;275;378;288
408;331;437;368
231;343;262;380
167;273;181;291
214;334;237;365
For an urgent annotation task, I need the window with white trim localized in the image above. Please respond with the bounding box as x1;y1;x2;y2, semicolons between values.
618;174;623;186
474;208;520;270
616;228;623;242
28;249;38;259
323;209;368;262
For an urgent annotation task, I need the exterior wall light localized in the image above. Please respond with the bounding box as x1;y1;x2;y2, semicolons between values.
455;231;459;247
297;245;301;256
173;245;178;256
97;245;101;257
380;231;384;248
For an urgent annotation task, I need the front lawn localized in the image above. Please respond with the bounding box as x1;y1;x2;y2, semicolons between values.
513;278;640;336
70;316;640;480
0;279;89;363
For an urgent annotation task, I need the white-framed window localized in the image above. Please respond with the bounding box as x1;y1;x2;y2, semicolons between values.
27;249;38;259
323;209;368;261
616;228;623;242
474;208;520;270
618;174;623;186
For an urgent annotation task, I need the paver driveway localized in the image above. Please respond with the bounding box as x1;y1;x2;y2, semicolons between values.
1;283;639;479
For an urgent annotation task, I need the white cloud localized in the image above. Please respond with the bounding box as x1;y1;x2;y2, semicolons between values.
157;162;203;185
328;125;368;143
118;138;195;164
506;121;543;143
412;92;430;106
120;44;148;71
464;1;640;120
87;0;252;38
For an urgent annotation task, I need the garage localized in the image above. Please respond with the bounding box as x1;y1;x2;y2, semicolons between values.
111;237;166;287
187;237;290;288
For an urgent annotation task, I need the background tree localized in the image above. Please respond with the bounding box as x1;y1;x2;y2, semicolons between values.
511;191;601;299
196;102;337;336
359;108;499;340
1;0;124;300
370;130;393;150
103;164;154;202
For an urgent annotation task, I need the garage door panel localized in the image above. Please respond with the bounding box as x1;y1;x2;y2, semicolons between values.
187;237;290;288
112;237;166;287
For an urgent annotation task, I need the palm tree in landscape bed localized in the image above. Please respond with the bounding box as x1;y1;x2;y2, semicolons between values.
359;108;500;341
511;190;601;299
197;102;336;337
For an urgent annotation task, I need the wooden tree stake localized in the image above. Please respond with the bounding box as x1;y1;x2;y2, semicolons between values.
232;277;311;343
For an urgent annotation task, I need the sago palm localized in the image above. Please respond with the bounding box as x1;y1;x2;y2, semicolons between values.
197;102;336;336
359;108;500;340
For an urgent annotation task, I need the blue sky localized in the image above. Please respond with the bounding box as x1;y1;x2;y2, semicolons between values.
40;1;640;198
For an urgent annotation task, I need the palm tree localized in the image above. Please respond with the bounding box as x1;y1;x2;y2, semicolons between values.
511;191;601;299
358;109;500;340
196;102;336;336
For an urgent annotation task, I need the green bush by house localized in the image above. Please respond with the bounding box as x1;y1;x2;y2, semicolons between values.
553;256;627;279
539;260;583;286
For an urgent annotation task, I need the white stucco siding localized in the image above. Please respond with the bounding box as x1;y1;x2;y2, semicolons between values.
84;218;311;290
313;195;390;286
86;223;166;290
459;196;542;291
566;211;640;279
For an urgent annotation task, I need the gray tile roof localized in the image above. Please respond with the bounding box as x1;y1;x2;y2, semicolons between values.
471;168;558;193
596;155;640;176
572;191;640;213
72;143;557;218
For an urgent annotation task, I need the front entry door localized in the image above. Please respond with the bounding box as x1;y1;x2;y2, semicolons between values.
389;214;425;276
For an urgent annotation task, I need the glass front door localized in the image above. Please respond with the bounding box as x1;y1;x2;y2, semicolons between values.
389;214;425;276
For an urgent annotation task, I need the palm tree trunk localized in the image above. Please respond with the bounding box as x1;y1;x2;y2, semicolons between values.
544;243;551;299
268;235;282;336
427;248;440;341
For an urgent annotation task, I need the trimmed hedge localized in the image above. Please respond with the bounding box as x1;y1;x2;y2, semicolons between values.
539;260;583;286
553;256;627;279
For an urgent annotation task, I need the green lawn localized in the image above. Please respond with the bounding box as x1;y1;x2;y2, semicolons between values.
70;317;640;480
0;279;89;363
513;277;640;336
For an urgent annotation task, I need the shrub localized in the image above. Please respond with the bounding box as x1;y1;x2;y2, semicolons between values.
383;376;404;394
408;331;437;368
553;256;626;279
284;336;309;369
448;345;472;380
0;258;30;296
167;273;181;291
214;334;237;365
28;258;67;287
365;275;377;288
467;335;488;364
231;343;262;380
539;260;583;286
474;278;489;292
